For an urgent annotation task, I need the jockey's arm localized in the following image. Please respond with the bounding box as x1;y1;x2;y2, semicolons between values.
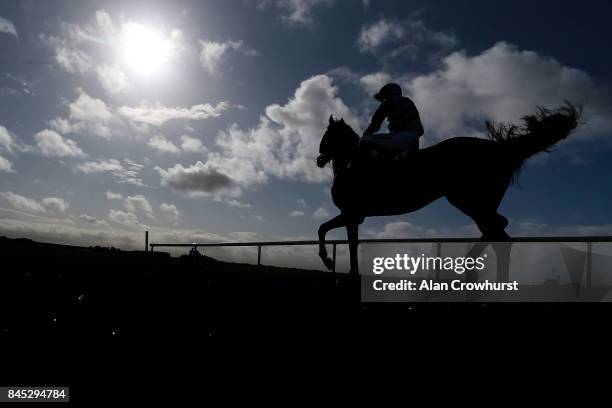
363;103;386;136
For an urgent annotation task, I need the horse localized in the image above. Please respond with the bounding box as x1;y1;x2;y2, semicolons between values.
316;103;581;277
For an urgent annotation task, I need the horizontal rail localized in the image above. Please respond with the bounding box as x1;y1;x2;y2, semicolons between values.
150;235;612;249
148;235;612;271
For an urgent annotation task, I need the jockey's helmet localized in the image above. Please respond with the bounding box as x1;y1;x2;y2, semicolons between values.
374;83;402;101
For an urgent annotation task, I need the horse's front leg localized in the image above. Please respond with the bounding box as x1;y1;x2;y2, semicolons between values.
318;214;346;270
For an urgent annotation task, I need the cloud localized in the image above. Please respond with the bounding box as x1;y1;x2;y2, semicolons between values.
148;134;180;154
41;197;70;213
77;158;145;186
108;209;147;230
96;64;132;95
106;190;123;200
148;134;207;154
0;155;13;172
180;135;207;153
403;42;611;143
359;72;392;96
257;0;334;26
4;73;35;97
290;210;305;217
357;18;457;60
34;129;85;158
296;198;307;207
0;16;18;38
224;199;251;208
199;39;257;74
40;10;182;95
1;192;46;214
49;88;116;139
118;100;232;126
78;214;109;227
155;76;353;198
124;194;154;219
160;203;182;224
214;74;359;184
155;161;240;198
77;159;123;174
0;124;31;154
313;207;330;219
358;18;405;51
369;221;441;239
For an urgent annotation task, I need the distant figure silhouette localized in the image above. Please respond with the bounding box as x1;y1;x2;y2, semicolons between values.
360;83;424;160
316;102;581;276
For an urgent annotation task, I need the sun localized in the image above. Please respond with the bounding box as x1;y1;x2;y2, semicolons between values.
120;22;172;77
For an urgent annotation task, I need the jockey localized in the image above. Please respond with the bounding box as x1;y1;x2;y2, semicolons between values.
361;83;424;158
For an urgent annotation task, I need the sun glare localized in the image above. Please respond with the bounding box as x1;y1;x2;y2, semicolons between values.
120;22;172;76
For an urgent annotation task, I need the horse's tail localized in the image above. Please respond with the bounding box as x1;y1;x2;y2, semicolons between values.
486;101;582;182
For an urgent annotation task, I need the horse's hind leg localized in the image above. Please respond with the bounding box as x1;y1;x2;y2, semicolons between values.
471;212;512;282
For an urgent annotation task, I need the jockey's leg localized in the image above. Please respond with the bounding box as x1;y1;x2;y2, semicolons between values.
392;130;421;160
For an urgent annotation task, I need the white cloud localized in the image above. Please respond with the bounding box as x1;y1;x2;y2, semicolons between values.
54;46;93;74
49;88;116;139
359;72;392;96
108;209;147;230
96;64;132;95
0;155;13;172
224;199;251;208
68;88;113;123
1;192;46;214
213;74;359;185
0;125;14;153
77;159;123;173
357;18;457;60
78;214;109;227
119;100;232;126
148;134;180;154
257;0;333;26
106;190;123;200
153;75;359;199
41;10;182;95
155;161;240;198
180;135;207;153
41;197;70;213
124;194;154;219
160;203;182;224
296;198;307;207
0;16;18;38
403;42;610;143
0;124;31;154
358;18;405;51
199;39;257;74
313;207;330;219
290;210;305;217
77;158;145;186
34;129;85;158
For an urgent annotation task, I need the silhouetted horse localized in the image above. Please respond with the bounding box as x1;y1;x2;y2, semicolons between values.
316;103;581;276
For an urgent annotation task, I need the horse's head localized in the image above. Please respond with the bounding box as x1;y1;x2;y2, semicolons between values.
317;115;359;171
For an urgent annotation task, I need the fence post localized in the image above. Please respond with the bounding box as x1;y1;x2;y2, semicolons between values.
435;241;442;280
145;231;149;252
332;243;337;273
257;245;262;266
585;242;592;288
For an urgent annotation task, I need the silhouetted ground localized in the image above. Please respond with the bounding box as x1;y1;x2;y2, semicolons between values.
1;236;609;401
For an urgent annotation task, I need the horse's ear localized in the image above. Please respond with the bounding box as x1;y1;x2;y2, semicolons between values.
340;118;345;124
329;115;335;125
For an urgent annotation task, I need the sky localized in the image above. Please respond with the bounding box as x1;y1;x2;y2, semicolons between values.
1;0;611;258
